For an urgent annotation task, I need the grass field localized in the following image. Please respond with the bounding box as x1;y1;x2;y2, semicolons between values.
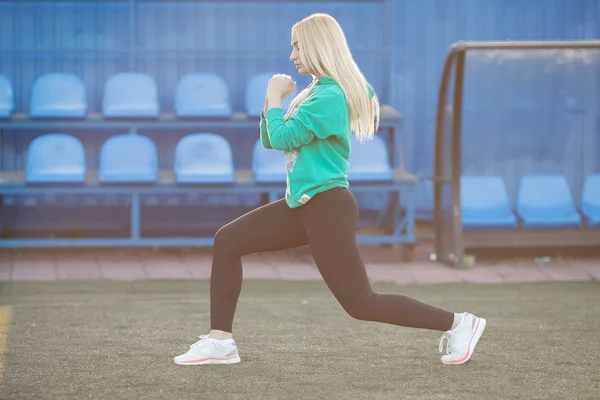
0;280;599;399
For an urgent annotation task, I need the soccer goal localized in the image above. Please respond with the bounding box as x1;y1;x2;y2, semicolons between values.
432;40;600;268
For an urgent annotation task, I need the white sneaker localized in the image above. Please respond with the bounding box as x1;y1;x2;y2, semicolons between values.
438;312;486;365
173;335;241;366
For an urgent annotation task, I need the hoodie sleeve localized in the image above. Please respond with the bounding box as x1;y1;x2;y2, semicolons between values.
259;112;273;149
264;88;346;151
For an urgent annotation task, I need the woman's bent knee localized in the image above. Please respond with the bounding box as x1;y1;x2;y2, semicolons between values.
213;223;239;254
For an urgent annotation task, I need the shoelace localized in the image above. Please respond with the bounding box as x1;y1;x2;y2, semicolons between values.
438;333;451;355
190;335;210;348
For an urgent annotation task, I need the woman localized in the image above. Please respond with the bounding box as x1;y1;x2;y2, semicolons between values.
174;13;486;366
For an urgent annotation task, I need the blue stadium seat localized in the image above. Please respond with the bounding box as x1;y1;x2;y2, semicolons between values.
99;134;158;183
245;73;296;117
26;133;86;184
102;72;159;118
460;175;518;228
11;134;106;234
30;73;87;118
252;140;286;183
516;174;582;228
582;173;600;227
348;136;393;182
143;134;258;235
0;75;14;118
174;133;235;184
347;136;393;224
174;73;231;118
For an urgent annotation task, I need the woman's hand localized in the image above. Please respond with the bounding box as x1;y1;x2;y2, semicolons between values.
267;74;295;100
283;79;296;99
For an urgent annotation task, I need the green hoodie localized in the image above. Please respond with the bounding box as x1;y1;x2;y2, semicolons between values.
259;76;353;208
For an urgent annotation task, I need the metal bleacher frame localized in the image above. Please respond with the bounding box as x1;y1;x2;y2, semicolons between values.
0;0;418;258
431;40;600;268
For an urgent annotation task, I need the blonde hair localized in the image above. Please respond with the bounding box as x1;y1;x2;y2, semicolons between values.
285;13;380;142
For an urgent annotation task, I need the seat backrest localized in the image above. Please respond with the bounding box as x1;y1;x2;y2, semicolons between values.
460;175;513;217
245;73;296;117
582;173;600;211
0;75;14;118
517;174;576;216
30;73;87;118
174;133;234;183
348;136;393;181
252;140;286;182
174;73;231;118
98;134;158;183
102;72;159;118
26;133;86;184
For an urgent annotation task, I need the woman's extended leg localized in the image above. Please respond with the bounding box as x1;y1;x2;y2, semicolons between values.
295;188;486;364
296;188;454;330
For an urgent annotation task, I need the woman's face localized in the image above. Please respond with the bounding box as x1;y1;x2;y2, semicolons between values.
290;31;310;75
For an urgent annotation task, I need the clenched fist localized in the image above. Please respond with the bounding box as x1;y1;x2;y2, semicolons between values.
267;74;296;100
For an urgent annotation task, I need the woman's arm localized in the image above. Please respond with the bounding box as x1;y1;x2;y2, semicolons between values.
264;88;344;151
259;98;273;149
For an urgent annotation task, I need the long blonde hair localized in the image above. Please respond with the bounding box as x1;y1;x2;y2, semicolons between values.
285;13;380;142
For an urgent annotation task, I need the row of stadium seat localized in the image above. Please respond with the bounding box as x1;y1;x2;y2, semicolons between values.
12;130;600;230
1;131;413;249
23;132;392;186
0;72;296;119
17;131;600;229
461;174;600;229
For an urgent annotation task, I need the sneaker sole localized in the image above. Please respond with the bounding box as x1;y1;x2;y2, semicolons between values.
441;317;487;365
173;355;241;366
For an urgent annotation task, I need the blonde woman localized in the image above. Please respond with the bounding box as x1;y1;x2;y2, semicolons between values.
174;13;486;366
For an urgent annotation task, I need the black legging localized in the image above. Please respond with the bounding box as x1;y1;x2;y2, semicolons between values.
210;187;454;333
